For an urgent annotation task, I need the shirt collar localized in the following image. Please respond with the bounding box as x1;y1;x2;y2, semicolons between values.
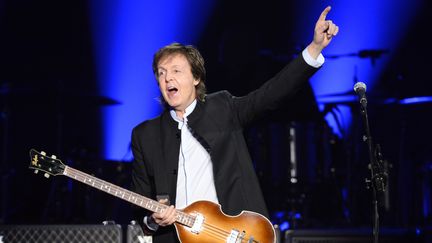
169;99;197;125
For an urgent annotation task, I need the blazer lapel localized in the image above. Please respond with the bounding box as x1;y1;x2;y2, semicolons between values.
159;112;181;201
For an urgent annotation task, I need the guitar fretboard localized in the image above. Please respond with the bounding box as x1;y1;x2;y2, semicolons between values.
63;166;195;227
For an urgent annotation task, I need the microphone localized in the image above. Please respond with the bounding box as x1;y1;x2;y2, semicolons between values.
354;82;367;108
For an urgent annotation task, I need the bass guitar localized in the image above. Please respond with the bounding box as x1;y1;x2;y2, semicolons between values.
29;149;276;243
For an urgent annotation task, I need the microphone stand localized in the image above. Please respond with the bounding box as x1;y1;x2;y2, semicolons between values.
357;95;388;243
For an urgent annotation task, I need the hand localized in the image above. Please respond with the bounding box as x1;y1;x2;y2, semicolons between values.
308;6;339;59
151;199;177;227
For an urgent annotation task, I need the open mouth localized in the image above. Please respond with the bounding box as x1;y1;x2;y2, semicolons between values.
167;86;178;96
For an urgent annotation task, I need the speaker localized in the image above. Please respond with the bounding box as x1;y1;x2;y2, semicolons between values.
126;222;152;243
0;224;122;243
284;228;419;243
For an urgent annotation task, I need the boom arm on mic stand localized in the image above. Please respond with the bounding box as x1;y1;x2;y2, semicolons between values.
354;82;388;243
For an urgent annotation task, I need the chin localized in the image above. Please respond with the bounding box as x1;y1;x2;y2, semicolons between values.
166;101;179;109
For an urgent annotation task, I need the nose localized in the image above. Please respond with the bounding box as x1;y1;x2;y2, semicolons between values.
164;71;174;82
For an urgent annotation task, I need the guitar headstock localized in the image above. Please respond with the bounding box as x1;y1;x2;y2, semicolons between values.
29;149;65;178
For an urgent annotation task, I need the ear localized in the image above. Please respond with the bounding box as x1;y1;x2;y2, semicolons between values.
193;79;200;86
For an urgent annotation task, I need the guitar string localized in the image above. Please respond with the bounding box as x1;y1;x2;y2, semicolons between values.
202;223;230;238
65;168;177;217
202;224;260;243
200;227;227;241
65;168;153;204
201;223;259;243
65;168;260;242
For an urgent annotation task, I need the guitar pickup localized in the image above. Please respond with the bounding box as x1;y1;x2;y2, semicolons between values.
190;213;204;234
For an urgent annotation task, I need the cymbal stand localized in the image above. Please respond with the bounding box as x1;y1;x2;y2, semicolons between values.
356;92;388;243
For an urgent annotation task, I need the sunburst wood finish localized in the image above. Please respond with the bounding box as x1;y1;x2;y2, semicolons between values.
176;200;276;243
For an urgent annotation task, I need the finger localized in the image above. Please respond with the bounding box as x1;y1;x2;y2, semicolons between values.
153;212;164;222
326;20;333;32
326;23;338;38
161;206;174;219
318;6;331;22
334;26;339;36
326;21;336;35
159;199;169;205
154;206;170;221
161;206;176;225
317;21;330;33
161;205;174;218
151;213;162;224
167;207;177;224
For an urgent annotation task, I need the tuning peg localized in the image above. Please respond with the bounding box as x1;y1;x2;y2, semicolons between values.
51;155;57;159
41;151;46;156
34;170;39;174
44;173;50;178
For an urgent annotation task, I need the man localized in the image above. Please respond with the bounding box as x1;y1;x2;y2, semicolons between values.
131;6;338;242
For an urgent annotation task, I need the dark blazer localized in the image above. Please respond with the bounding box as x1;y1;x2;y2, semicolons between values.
130;54;319;242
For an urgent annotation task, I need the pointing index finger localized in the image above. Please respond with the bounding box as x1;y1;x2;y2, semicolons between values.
319;6;331;21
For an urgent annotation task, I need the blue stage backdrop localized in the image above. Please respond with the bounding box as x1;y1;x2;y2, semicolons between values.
90;0;215;161
90;0;422;160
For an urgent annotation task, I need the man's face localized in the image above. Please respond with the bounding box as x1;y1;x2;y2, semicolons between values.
157;53;199;112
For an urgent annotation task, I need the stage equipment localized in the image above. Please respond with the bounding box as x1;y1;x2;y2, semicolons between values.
0;224;122;243
353;82;389;243
284;228;417;243
127;221;152;243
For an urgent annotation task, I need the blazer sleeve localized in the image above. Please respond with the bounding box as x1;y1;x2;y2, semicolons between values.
231;54;320;126
131;125;155;198
130;125;157;233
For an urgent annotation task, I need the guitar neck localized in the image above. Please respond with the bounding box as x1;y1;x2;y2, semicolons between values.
63;166;194;227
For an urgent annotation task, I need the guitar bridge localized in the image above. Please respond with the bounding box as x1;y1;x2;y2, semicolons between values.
226;229;248;243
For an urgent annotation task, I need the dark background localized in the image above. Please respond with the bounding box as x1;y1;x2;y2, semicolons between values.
1;0;432;240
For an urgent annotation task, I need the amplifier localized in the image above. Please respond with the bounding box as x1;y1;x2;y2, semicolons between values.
126;222;152;243
284;228;418;243
0;224;122;243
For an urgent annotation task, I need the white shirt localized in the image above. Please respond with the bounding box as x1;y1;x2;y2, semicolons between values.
302;48;324;68
170;100;219;209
